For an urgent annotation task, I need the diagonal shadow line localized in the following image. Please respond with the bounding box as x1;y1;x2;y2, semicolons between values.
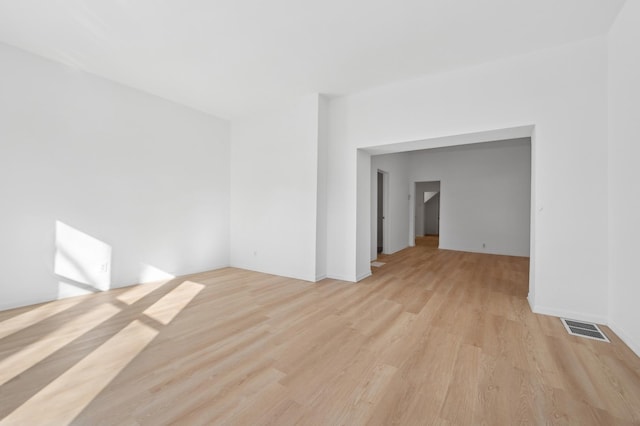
55;245;109;291
0;247;110;345
0;275;193;420
0;292;108;346
58;277;101;295
0;248;112;340
0;274;185;355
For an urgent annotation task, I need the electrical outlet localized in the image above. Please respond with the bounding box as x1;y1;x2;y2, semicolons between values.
482;243;486;248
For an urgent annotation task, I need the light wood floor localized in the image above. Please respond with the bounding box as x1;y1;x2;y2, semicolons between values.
1;240;640;425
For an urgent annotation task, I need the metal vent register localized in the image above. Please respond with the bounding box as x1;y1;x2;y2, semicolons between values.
560;318;609;342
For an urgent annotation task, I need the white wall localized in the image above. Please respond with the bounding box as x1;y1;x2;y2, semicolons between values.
315;96;329;280
608;0;640;356
370;152;410;260
230;94;322;282
328;36;609;323
0;42;230;310
410;139;531;257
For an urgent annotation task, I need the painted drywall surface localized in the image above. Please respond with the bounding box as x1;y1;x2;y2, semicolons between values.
410;140;531;257
0;42;230;310
230;94;320;282
370;152;410;261
415;181;441;237
327;36;609;321
326;109;357;281
356;149;373;280
608;0;640;356
315;95;329;280
424;194;440;235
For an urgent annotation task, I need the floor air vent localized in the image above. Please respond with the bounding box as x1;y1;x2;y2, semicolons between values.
561;318;609;342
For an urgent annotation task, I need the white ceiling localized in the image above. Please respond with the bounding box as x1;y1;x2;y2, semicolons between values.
0;0;625;119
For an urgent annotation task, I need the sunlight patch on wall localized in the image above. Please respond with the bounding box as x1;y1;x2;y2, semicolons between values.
54;220;112;292
0;303;120;387
139;264;175;283
57;280;98;299
2;320;158;425
143;281;204;325
424;191;438;203
113;264;175;305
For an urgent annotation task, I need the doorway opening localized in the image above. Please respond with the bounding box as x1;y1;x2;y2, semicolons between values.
376;170;389;255
360;126;534;301
414;181;440;248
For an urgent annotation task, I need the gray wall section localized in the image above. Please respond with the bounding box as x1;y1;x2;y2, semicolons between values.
374;138;531;258
410;138;531;256
424;192;440;235
414;181;441;236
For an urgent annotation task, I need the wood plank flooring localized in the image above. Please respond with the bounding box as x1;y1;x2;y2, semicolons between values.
1;239;639;425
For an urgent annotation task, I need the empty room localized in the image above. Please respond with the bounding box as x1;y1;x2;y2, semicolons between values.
1;0;639;424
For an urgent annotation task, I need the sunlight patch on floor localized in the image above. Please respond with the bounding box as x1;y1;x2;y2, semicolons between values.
2;320;158;425
0;297;85;340
143;281;204;325
0;303;120;386
116;280;167;305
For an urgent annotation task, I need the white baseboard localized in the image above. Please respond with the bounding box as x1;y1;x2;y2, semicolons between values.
529;302;608;326
325;272;370;282
229;263;317;282
322;271;372;283
325;274;356;282
356;271;372;281
314;274;327;282
608;320;640;358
